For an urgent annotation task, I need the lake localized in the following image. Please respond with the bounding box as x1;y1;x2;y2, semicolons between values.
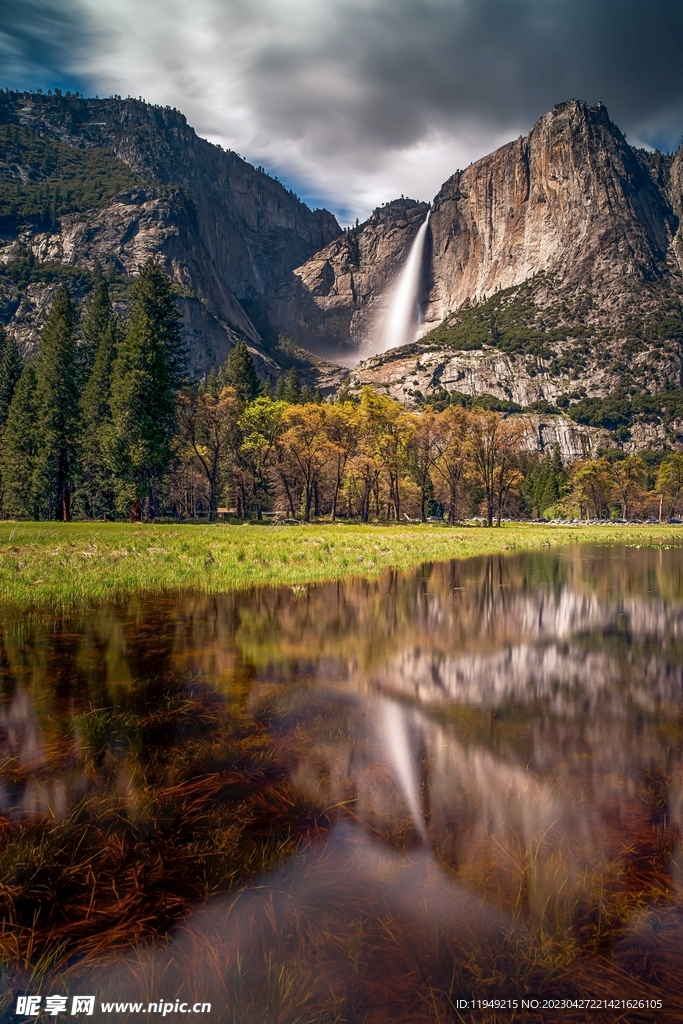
1;545;682;1022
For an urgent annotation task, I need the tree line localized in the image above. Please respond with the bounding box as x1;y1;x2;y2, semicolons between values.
1;260;682;526
0;259;183;522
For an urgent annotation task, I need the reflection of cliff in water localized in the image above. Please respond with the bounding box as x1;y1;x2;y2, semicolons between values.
2;544;683;1019
2;545;683;823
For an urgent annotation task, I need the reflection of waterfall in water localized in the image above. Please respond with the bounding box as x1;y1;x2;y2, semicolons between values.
377;211;430;357
379;700;426;839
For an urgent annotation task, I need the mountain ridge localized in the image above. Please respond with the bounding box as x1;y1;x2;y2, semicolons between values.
0;89;341;378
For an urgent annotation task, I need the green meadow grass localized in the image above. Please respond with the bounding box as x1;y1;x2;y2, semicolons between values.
1;520;682;609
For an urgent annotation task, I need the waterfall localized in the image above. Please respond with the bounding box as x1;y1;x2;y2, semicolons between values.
379;210;430;355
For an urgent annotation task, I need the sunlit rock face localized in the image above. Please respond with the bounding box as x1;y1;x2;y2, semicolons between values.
276;100;681;349
424;100;679;320
5;186;268;379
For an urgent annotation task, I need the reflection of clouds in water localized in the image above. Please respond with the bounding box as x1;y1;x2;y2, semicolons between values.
32;821;683;1019
2;547;683;1013
276;681;683;940
49;683;682;1016
275;692;611;920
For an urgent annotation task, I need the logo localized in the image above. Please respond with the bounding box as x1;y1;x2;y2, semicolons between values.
14;995;95;1017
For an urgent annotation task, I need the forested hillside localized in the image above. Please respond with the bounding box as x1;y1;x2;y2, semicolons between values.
0;124;140;232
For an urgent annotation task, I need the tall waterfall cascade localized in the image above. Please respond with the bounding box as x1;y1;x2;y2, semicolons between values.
379;210;430;356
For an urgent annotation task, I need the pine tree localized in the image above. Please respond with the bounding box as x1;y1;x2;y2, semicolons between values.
1;362;38;518
525;444;567;518
202;367;219;397
79;319;118;518
77;270;117;517
32;286;80;520
0;332;23;427
283;366;301;404
130;258;185;389
337;380;352;404
80;262;112;377
107;260;185;520
217;340;261;404
551;443;564;479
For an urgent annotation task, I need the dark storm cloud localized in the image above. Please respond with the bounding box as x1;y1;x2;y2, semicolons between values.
249;0;683;153
2;0;683;219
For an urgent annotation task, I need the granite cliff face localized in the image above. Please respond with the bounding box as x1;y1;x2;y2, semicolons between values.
269;101;683;425
0;90;340;376
265;199;429;360
423;100;679;322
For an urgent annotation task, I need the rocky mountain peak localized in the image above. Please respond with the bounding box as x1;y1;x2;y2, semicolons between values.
425;98;678;327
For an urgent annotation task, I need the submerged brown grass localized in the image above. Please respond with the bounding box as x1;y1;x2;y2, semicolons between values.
0;697;331;1001
3;703;682;1023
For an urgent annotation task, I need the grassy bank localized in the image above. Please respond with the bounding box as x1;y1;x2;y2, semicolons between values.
1;520;682;609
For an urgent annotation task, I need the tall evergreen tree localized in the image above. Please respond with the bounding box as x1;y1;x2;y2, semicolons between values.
107;259;185;520
217;341;261;404
80;262;112;377
203;367;219;396
0;331;23;427
32;286;80;520
283;366;302;405
524;444;567;518
1;363;38;518
79;319;118;518
77;270;116;517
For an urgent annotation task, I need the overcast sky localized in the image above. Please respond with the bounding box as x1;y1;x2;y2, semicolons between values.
2;0;683;223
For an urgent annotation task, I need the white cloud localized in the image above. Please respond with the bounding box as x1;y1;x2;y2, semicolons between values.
10;0;683;223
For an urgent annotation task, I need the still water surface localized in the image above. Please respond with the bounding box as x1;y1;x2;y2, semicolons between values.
1;545;683;1021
